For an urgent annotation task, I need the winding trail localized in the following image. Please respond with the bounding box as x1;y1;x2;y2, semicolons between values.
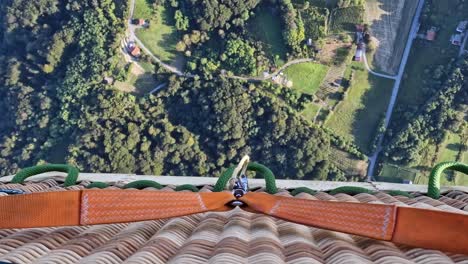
367;0;426;179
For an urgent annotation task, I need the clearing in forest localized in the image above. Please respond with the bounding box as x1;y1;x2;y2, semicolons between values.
133;0;155;20
283;62;328;95
325;62;394;154
136;5;179;63
248;8;288;64
114;62;157;95
365;0;418;74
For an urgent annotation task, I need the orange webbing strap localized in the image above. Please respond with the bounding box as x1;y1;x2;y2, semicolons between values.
1;190;468;254
240;192;396;240
80;190;233;225
392;207;468;254
0;190;234;229
240;192;468;254
0;191;81;228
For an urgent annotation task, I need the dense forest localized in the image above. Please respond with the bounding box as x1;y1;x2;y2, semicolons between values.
0;0;365;180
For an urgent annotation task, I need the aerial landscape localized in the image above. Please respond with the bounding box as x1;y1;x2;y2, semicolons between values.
2;0;468;262
0;0;466;185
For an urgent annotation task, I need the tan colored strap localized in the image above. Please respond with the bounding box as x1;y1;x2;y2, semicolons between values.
240;192;396;240
0;191;81;228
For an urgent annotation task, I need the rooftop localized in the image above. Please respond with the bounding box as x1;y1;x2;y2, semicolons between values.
0;174;467;263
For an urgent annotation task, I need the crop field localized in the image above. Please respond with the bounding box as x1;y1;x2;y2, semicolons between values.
325;62;394;154
283;62;328;95
365;0;418;75
330;148;368;177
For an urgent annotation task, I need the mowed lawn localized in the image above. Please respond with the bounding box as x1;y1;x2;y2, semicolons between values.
136;5;178;63
283;62;328;95
248;9;287;63
437;132;468;186
326;62;394;154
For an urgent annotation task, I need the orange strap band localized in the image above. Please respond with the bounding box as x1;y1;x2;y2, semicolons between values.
0;191;81;228
240;193;397;240
0;190;468;254
240;193;468;254
0;190;234;228
393;207;468;254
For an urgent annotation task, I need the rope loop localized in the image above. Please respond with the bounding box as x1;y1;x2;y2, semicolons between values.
123;180;163;190
428;161;468;199
12;164;79;187
214;162;278;194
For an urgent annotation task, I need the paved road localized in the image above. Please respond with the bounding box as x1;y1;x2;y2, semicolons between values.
363;51;397;80
367;0;426;179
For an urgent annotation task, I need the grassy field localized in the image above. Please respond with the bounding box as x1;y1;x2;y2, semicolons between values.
301;103;321;122
248;9;287;63
133;0;154;20
136;5;178;63
326;62;394;154
283;62;328;95
378;163;418;183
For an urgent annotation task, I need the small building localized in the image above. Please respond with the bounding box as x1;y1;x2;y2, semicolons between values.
451;34;463;46
354;43;364;61
307;38;313;46
132;19;146;26
456;21;468;33
354;49;363;61
130;45;141;57
426;27;437;41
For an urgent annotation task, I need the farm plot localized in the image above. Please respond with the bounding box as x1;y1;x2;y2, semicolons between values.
325;62;394;154
365;0;418;75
